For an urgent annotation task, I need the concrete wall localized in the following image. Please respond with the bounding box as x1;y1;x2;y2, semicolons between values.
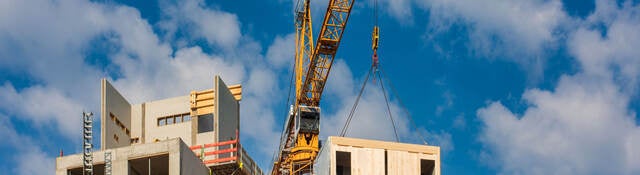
144;96;193;144
180;140;210;175
216;75;239;142
314;142;332;175
130;103;144;144
215;76;240;159
57;138;207;175
102;79;132;149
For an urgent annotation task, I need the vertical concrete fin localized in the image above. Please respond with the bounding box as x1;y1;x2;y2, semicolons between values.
102;79;133;149
101;78;106;150
215;76;240;160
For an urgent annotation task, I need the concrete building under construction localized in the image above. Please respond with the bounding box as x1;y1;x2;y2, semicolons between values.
55;76;263;175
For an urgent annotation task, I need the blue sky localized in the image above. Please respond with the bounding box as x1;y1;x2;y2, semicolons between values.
1;0;640;174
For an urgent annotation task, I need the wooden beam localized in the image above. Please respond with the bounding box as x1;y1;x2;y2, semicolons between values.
328;136;440;155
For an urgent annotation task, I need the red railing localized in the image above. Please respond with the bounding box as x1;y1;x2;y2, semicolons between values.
190;131;239;166
189;130;263;174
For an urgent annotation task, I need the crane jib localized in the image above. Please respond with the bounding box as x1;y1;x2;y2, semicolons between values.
273;0;356;174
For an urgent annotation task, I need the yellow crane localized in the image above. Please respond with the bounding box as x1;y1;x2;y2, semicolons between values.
272;0;357;174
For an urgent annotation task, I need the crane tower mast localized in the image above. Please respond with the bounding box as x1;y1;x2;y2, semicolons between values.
273;0;356;174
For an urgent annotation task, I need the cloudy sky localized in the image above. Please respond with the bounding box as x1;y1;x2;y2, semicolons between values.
1;0;640;174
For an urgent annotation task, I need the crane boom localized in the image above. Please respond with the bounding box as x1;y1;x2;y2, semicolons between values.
298;0;355;107
273;0;356;174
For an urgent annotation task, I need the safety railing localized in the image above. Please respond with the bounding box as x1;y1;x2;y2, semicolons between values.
189;130;263;174
190;130;239;165
239;145;263;175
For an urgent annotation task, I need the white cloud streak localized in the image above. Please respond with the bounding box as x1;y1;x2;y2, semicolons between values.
476;1;640;174
0;114;54;175
266;33;295;69
418;0;568;76
478;74;640;174
158;0;242;49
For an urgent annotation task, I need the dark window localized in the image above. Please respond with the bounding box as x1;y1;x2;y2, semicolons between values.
129;154;169;175
336;151;351;175
197;114;214;133
158;118;166;126
184;114;191;121
385;151;388;175
175;115;182;123
420;159;435;175
166;117;174;125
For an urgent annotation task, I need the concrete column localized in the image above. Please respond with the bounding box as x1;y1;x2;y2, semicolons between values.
113;151;128;175
169;145;181;175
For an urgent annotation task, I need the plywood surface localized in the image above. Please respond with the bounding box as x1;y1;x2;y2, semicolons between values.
329;136;440;155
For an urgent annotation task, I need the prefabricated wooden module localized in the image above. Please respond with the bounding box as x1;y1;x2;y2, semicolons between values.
314;136;441;175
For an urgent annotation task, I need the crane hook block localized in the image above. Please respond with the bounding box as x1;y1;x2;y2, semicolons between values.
372;26;379;51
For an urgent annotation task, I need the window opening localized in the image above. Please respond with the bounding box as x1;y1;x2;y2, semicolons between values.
336;151;351;175
420;159;435;175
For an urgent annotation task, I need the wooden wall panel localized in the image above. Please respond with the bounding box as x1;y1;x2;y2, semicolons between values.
316;137;441;175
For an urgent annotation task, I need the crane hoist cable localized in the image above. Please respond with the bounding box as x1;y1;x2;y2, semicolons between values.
340;0;402;141
379;65;429;145
338;63;402;142
339;63;431;145
339;65;374;137
339;0;429;143
273;59;298;163
376;70;400;142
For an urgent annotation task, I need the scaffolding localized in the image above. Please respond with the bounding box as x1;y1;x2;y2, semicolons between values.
82;112;93;175
104;151;112;175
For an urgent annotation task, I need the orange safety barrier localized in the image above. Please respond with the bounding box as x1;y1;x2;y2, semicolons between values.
190;130;240;166
195;148;238;157
203;157;237;164
190;139;238;150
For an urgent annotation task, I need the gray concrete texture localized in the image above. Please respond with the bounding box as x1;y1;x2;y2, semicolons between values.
56;138;209;175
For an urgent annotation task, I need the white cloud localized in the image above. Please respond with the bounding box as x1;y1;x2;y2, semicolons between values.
373;0;414;23
324;59;355;98
435;90;453;116
240;67;282;156
266;33;295;68
0;115;55;175
452;113;466;130
476;1;640;174
111;46;246;103
423;129;453;153
158;0;242;49
569;1;640;92
16;149;55;175
0;83;83;139
478;74;640;174
419;0;568;72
